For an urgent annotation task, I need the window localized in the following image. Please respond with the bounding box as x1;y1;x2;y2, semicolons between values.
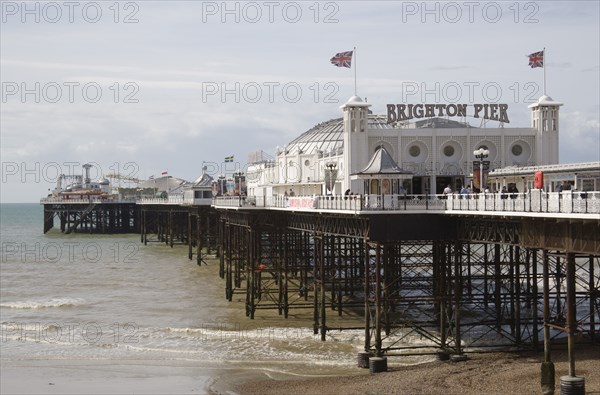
409;145;420;157
512;144;523;156
443;145;455;157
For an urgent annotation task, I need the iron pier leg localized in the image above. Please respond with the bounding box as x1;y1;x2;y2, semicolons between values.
541;249;555;395
375;242;382;356
532;249;540;350
364;239;371;352
589;255;596;340
313;233;319;335
454;241;462;356
188;213;193;260
566;252;577;377
283;232;289;318
320;234;326;341
494;244;502;330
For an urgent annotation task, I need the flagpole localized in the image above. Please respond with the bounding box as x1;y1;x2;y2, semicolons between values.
543;47;547;95
353;46;357;96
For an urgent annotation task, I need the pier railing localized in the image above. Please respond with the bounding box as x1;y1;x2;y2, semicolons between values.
446;190;599;215
213;190;600;216
138;196;184;205
40;190;599;216
40;196;137;204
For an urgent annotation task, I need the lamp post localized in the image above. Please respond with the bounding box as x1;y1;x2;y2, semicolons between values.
473;148;490;193
218;175;226;196
325;162;337;195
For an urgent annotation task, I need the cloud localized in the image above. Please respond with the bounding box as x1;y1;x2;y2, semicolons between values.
581;65;600;73
1;1;599;203
547;62;573;69
428;66;469;71
560;110;600;163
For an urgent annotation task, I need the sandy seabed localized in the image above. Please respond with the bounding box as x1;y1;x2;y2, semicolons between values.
225;346;600;395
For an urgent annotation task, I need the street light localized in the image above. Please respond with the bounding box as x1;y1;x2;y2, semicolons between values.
473;148;490;193
325;162;337;195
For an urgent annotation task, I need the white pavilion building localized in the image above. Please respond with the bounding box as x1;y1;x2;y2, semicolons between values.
245;95;563;197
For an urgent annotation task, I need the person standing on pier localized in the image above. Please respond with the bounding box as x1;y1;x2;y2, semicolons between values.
443;184;452;199
460;186;469;199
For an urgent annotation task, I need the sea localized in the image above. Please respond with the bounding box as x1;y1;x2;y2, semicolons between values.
1;203;400;394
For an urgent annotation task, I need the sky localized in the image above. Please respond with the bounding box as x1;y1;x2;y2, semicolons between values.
1;0;599;202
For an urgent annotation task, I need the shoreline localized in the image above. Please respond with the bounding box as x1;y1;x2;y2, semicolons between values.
3;346;597;395
224;346;600;395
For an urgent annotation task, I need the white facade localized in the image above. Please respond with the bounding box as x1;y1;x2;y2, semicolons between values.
529;95;563;166
246;95;561;196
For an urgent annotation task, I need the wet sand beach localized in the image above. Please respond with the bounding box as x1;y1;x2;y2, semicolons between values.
226;346;600;395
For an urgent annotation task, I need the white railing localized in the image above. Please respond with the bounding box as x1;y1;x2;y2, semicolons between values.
138;196;184;205
41;195;204;206
42;190;600;216
211;196;265;208
40;196;137;204
182;197;213;206
212;191;600;216
445;190;600;215
362;194;446;211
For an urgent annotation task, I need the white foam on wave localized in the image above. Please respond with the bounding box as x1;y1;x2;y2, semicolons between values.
158;325;364;344
0;297;85;309
138;325;362;365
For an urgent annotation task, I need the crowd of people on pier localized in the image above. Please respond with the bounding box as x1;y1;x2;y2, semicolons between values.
442;184;519;199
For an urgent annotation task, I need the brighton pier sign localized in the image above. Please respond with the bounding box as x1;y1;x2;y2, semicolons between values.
387;103;510;124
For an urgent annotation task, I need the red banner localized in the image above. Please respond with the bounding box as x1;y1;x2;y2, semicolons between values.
473;161;490;189
534;171;544;189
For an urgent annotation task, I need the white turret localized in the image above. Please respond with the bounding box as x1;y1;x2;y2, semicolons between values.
529;95;563;165
98;177;110;194
341;96;371;192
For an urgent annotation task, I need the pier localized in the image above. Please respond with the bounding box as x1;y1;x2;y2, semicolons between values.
38;90;600;392
207;190;599;393
40;184;599;393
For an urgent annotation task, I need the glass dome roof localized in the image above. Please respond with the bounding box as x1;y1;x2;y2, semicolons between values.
284;114;392;155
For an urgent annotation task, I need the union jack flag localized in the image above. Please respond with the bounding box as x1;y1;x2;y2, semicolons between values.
528;50;544;68
330;51;353;68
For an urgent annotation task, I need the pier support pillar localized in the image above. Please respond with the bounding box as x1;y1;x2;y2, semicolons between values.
188;213;193;260
541;249;555;395
565;253;584;393
363;238;371;352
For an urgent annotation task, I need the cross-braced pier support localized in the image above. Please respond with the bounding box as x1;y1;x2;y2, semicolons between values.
43;203;138;234
139;205;218;263
215;209;599;383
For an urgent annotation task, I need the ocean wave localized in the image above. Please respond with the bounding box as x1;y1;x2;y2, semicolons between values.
159;325;351;339
0;297;85;309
